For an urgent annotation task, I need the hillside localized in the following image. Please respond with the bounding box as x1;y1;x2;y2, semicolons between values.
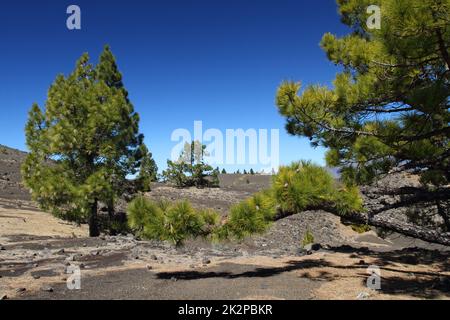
0;145;30;201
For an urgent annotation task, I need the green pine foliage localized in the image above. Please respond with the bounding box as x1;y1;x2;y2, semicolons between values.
216;190;277;240
162;160;190;187
218;162;364;240
350;224;372;234
162;141;219;188
137;144;158;192
302;229;315;248
272;161;363;216
129;162;363;243
273;161;336;214
334;185;365;216
127;196;219;246
276;0;450;186
22;46;151;236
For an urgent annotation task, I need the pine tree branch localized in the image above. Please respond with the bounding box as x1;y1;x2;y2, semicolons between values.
370;58;440;69
436;28;450;71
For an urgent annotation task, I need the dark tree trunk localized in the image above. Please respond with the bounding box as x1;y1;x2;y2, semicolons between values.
107;199;114;222
273;203;450;246
89;198;100;237
344;211;450;246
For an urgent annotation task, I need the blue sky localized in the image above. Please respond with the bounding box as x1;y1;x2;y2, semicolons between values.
1;0;349;172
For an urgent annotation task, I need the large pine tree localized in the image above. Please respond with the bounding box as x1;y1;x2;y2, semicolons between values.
277;0;449;186
22;46;148;237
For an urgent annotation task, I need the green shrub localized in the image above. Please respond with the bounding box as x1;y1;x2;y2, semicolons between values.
198;208;220;229
350;224;371;234
273;161;363;216
132;161;365;244
127;196;165;239
218;190;276;240
163;200;205;245
273;161;336;213
302;229;315;248
127;197;220;246
217;161;363;241
334;185;364;216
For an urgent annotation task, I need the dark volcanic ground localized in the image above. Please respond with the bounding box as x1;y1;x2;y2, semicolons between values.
1;144;449;300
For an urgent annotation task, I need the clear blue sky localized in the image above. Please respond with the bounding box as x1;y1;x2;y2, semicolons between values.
1;0;348;172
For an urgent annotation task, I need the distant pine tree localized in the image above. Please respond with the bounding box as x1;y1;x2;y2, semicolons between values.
137;144;158;192
162;141;217;188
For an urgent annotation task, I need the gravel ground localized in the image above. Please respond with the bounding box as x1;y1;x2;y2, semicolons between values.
1;145;449;300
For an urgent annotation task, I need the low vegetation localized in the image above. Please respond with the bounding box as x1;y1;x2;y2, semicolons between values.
220;161;363;240
127;196;219;246
272;161;364;216
128;161;364;245
216;190;277;240
302;229;315;248
350;224;372;234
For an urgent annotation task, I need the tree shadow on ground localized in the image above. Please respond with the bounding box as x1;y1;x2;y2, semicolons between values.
157;259;333;281
156;246;450;299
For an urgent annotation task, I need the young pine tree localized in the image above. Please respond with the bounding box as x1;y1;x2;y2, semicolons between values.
22;47;145;237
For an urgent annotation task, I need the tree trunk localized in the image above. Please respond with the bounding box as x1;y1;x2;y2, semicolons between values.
344;211;450;246
274;204;450;246
107;199;115;222
89;198;100;237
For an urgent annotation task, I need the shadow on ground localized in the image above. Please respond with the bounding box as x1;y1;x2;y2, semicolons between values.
156;246;450;299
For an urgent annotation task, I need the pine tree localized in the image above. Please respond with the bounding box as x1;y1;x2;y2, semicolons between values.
250;168;255;175
137;144;158;192
162;141;217;188
96;45;147;219
22;47;145;237
221;168;227;174
162;160;189;187
276;0;450;186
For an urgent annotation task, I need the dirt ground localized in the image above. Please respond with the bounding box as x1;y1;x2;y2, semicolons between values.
1;196;449;300
1;145;449;300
